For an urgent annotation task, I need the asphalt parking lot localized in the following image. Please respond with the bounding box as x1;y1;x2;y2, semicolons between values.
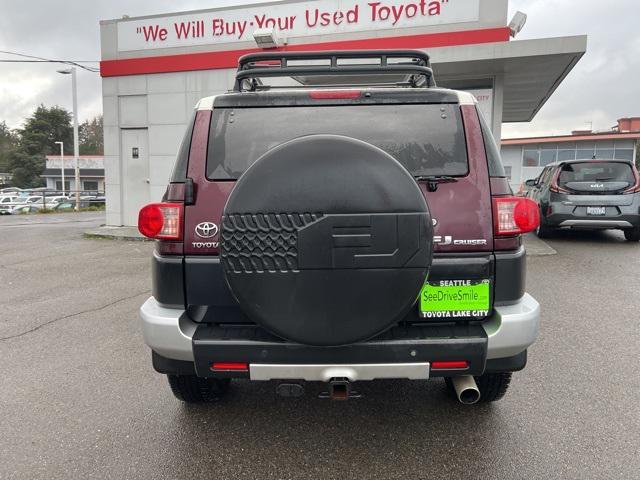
1;212;639;479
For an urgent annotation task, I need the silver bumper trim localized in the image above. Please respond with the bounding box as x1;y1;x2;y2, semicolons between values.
139;297;194;361
140;292;541;365
249;363;430;381
559;219;633;228
483;293;540;359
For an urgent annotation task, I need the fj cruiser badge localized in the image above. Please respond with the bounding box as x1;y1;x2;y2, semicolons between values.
433;236;487;246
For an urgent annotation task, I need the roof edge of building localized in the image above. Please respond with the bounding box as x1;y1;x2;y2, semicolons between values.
502;131;640;146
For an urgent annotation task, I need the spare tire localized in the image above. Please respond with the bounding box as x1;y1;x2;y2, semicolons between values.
221;135;433;346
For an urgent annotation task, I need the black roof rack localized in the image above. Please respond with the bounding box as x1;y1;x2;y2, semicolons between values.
233;50;436;92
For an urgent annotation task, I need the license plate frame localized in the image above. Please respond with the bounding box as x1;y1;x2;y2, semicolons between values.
586;206;606;216
420;279;491;320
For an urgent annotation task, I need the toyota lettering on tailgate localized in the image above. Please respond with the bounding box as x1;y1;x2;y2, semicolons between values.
193;221;219;248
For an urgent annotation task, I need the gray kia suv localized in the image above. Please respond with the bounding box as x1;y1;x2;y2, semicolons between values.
525;159;640;240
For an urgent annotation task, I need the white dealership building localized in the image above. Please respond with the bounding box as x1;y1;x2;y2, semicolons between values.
100;0;587;226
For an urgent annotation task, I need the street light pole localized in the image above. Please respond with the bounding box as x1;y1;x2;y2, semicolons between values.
57;67;81;211
54;141;64;195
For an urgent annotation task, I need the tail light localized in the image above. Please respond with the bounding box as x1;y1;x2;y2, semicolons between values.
138;203;183;240
623;183;640;194
431;361;469;370
493;196;540;236
309;90;361;99
623;168;640;193
211;362;248;372
549;170;570;194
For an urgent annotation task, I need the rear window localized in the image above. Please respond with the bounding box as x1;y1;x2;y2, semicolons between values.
478;111;505;177
170;111;196;183
207;104;468;179
558;162;635;187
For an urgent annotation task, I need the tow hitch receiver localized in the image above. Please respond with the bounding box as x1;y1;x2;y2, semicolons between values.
319;378;362;401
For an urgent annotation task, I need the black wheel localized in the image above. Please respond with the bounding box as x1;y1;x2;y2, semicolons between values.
535;216;554;238
167;374;230;403
624;228;640;242
535;224;552;238
444;372;512;403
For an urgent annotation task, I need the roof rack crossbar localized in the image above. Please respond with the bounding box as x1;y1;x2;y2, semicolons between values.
234;50;436;91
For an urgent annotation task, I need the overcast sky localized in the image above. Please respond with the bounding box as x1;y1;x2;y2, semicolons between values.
0;0;638;138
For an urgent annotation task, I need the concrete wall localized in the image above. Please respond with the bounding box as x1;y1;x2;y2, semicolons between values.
102;69;235;225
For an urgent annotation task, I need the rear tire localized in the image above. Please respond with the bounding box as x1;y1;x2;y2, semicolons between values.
624;228;640;242
445;372;512;403
167;374;230;403
536;222;553;239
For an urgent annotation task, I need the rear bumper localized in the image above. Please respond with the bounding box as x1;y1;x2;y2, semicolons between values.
557;219;634;229
250;363;431;381
139;293;540;379
544;200;640;229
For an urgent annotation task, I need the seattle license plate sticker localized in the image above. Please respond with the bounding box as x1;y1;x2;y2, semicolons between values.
420;279;490;319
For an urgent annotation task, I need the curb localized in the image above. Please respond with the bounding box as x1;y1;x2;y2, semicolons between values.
83;227;150;242
523;233;557;256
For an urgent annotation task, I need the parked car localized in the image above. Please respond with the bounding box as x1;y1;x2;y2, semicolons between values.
0;195;23;214
525;159;640;240
137;50;541;405
19;196;68;210
0;195;19;204
53;197;105;210
0;187;25;195
24;196;49;205
9;205;40;215
45;195;69;205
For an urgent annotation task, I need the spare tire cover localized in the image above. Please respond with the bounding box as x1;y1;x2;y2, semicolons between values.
221;135;433;346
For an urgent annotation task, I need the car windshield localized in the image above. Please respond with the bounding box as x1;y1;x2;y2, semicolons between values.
207;104;468;179
558;161;635;187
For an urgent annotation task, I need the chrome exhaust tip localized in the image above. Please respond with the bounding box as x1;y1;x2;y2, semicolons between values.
451;375;481;405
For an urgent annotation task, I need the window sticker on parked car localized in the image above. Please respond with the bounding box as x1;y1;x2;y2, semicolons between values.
420;280;490;319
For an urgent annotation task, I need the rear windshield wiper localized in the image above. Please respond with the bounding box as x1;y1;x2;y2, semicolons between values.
414;175;459;192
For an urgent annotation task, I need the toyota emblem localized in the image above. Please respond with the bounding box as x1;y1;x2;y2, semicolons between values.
195;222;219;239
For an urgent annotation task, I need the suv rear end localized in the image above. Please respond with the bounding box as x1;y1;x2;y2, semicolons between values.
531;160;640;240
139;51;541;405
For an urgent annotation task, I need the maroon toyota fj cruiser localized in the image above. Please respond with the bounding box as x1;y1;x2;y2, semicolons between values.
138;51;541;404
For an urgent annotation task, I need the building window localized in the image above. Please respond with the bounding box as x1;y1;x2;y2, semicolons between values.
594;149;614;159
576;141;595;159
614;139;634;149
614;149;634;160
523;149;539;166
558;149;576;161
540;150;557;166
55;181;70;191
83;181;99;192
595;140;614;159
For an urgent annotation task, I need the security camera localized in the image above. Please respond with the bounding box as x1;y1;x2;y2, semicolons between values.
509;11;527;38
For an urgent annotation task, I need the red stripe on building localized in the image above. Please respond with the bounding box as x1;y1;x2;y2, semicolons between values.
100;27;511;77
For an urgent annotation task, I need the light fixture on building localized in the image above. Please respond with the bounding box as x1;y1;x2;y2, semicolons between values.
253;28;280;49
508;11;527;38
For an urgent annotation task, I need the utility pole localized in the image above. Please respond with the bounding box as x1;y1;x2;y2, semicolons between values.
55;141;64;195
57;67;80;211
